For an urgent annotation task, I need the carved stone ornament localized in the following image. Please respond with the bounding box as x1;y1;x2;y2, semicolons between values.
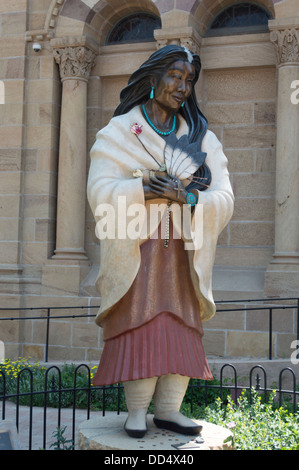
156;36;201;56
270;28;299;65
154;28;201;56
53;46;96;81
179;37;200;56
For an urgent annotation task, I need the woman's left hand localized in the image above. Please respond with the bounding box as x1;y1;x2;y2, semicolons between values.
148;174;188;205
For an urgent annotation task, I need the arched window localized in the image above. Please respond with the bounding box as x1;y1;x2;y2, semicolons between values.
107;13;161;45
206;2;273;37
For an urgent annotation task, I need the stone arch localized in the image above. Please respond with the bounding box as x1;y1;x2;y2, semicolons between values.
92;1;161;45
192;0;276;36
48;0;161;45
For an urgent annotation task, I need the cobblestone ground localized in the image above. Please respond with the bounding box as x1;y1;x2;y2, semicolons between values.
1;401;99;450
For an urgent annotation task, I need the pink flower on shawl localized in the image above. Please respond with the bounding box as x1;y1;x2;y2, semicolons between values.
130;123;143;135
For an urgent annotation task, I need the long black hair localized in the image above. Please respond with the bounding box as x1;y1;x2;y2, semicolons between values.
114;45;211;191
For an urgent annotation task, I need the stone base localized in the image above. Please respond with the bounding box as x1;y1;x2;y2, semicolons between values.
78;414;234;451
41;259;91;296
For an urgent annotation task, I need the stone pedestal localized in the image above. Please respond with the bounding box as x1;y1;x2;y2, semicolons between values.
78;414;234;451
41;258;90;296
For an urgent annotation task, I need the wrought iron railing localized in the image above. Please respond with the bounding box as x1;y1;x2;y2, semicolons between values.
0;362;298;450
0;297;298;362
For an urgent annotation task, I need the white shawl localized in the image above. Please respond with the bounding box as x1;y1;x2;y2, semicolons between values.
87;106;234;326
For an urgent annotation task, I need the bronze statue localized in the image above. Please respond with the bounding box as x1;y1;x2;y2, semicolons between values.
87;45;234;438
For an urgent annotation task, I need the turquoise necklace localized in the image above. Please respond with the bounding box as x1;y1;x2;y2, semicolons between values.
142;104;176;136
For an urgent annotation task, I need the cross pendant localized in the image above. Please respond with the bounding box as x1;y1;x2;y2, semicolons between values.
175;186;184;199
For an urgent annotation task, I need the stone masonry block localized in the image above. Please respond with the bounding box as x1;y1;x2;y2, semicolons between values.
276;333;297;359
0;12;27;36
226;331;273;357
0;171;21;193
0;242;20;264
0;57;25;79
205;103;253;125
246;308;295;334
0;149;22;170
0;126;23;148
223;125;276;149
230;222;274;246
232;198;275;222
205;68;276;103
22;344;44;361
0;1;27;13
254;102;276;124
226;149;255;173
0;195;21;218
0;103;23;126
256;149;276;172
207;307;245;330
0;37;25;58
202;330;225;356
233;173;275;197
0;218;19;241
72;324;98;348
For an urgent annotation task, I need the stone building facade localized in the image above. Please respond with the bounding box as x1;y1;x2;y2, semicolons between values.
0;0;298;362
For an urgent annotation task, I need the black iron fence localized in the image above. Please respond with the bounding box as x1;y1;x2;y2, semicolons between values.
216;297;299;360
0;297;298;362
0;297;298;449
0;362;298;450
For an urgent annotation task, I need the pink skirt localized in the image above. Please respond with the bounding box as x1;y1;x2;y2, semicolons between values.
92;312;213;386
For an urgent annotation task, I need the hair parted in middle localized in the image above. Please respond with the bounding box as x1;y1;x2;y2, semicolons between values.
113;45;211;191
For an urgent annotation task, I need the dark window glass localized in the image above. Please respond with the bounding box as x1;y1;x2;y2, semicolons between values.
107;13;161;44
207;2;272;36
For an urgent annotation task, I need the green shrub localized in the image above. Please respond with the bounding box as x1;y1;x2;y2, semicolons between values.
200;389;299;450
1;358;299;450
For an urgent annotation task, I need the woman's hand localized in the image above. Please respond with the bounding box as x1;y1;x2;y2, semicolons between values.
147;174;188;205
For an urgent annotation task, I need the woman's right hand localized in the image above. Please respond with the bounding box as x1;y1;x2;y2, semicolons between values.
143;184;161;200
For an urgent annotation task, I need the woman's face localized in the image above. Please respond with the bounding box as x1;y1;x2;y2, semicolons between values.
152;60;195;112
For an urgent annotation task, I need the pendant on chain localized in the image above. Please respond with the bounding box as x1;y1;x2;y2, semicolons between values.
164;201;172;248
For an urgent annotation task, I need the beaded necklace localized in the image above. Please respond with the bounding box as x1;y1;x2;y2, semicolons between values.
142;104;176;136
141;105;177;249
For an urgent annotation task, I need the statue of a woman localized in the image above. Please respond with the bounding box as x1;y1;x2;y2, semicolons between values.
87;45;234;438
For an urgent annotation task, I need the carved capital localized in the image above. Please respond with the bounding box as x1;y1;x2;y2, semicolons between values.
154;27;201;56
270;28;299;66
179;37;200;56
53;46;96;81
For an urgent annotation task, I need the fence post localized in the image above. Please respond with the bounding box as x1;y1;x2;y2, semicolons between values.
45;308;50;363
269;308;273;360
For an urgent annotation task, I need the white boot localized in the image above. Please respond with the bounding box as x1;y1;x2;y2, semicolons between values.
124;377;157;438
153;374;202;435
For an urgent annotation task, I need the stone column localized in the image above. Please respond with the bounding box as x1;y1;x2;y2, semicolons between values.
265;20;299;297
51;38;96;260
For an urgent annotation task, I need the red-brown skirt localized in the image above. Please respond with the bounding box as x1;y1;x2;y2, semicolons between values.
92;219;213;386
92;311;213;385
